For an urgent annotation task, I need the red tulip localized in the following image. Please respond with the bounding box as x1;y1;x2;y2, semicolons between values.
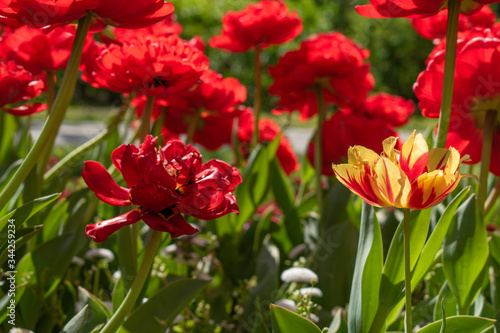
132;69;247;151
0;60;45;116
356;0;500;19
81;34;208;96
411;6;496;40
0;0;174;29
0;25;93;75
82;136;242;242
209;0;302;52
269;32;374;120
360;93;414;127
414;27;500;175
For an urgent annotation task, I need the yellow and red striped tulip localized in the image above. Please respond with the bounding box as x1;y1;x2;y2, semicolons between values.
332;131;467;210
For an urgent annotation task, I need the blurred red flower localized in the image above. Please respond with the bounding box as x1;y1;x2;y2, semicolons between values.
81;34;208;96
132;69;247;151
237;107;299;175
307;111;400;176
0;0;174;29
0;25;93;75
209;0;302;52
359;92;414;127
82;136;242;242
411;6;495;40
0;60;45;116
112;15;183;42
356;0;500;19
269;32;374;120
414;27;500;175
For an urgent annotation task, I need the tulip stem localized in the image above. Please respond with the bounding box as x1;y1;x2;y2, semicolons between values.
139;95;156;141
100;230;163;333
186;109;201;145
434;0;460;148
44;94;133;183
404;208;413;333
251;46;262;149
485;178;500;215
0;14;92;212
314;84;326;225
478;110;497;216
46;70;56;113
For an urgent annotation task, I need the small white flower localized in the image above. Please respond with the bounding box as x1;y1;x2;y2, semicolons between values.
112;270;121;282
280;267;318;284
298;287;323;298
71;256;85;266
9;329;34;333
274;299;297;312
307;313;319;323
85;248;115;263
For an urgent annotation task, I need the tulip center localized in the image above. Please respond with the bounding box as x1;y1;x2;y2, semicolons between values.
148;77;169;89
469;98;500;129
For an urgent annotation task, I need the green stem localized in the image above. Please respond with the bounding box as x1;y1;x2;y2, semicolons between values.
139;95;155;141
0;14;92;212
434;0;460;148
314;84;326;226
478;110;497;216
185;109;201;145
43;94;133;184
46;70;56;113
99;230;162;333
485;178;500;214
404;208;413;333
251;46;262;149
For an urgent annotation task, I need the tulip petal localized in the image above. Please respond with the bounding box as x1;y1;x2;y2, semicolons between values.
86;209;141;242
347;146;379;167
129;182;182;212
427;148;451;171
374;156;411;208
400;131;429;181
332;163;390;207
382;136;398;163
142;212;199;238
408;170;460;209
82;161;132;206
175;193;239;220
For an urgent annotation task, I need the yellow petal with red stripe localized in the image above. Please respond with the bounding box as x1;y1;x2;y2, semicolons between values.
400;131;429;181
332;163;389;207
408;170;460;209
373;156;410;208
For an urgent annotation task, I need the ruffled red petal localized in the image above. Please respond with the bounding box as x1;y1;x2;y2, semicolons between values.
82;161;132;206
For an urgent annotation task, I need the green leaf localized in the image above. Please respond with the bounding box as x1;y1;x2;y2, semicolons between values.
314;221;359;311
270;305;322;333
442;195;489;314
0;225;42;266
412;187;471;288
348;202;383;333
78;287;112;332
416;316;495;333
118;279;209;333
235;138;280;230
60;304;88;333
270;158;302;246
380;208;432;308
434;283;457;322
0;193;60;238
